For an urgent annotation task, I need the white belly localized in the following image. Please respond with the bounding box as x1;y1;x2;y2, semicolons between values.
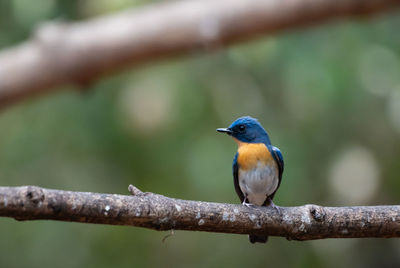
239;163;279;206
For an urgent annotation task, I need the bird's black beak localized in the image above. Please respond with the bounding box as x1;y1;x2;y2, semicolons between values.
217;128;233;135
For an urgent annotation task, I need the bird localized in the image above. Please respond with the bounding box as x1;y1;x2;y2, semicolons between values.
217;116;284;244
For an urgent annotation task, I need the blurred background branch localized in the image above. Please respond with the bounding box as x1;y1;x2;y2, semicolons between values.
1;185;400;241
0;0;399;109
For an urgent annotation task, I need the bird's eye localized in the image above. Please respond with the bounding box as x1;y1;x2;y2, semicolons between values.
238;125;246;132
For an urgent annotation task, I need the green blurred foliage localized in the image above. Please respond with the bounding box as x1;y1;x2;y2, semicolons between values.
0;0;400;267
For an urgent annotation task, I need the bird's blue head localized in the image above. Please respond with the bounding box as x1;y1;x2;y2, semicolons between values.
217;116;270;144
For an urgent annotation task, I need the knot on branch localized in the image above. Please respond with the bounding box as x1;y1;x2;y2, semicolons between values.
25;186;45;206
309;205;326;222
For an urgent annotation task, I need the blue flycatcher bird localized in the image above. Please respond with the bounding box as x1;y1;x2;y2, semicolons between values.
217;116;284;244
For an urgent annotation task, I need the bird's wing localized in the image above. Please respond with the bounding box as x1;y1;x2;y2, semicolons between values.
268;145;284;200
233;152;245;203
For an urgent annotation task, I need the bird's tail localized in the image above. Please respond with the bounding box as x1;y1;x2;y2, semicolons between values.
249;235;268;244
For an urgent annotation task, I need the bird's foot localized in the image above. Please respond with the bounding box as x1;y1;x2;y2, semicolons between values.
268;199;281;214
242;201;255;207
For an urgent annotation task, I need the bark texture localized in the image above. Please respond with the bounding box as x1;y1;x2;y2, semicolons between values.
0;0;399;108
0;185;399;240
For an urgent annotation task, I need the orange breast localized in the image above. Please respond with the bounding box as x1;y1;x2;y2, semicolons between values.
235;140;274;171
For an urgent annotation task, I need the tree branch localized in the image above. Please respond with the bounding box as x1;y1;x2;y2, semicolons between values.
0;0;399;109
0;185;399;240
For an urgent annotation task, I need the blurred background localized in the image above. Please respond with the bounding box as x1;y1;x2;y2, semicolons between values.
1;0;400;267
